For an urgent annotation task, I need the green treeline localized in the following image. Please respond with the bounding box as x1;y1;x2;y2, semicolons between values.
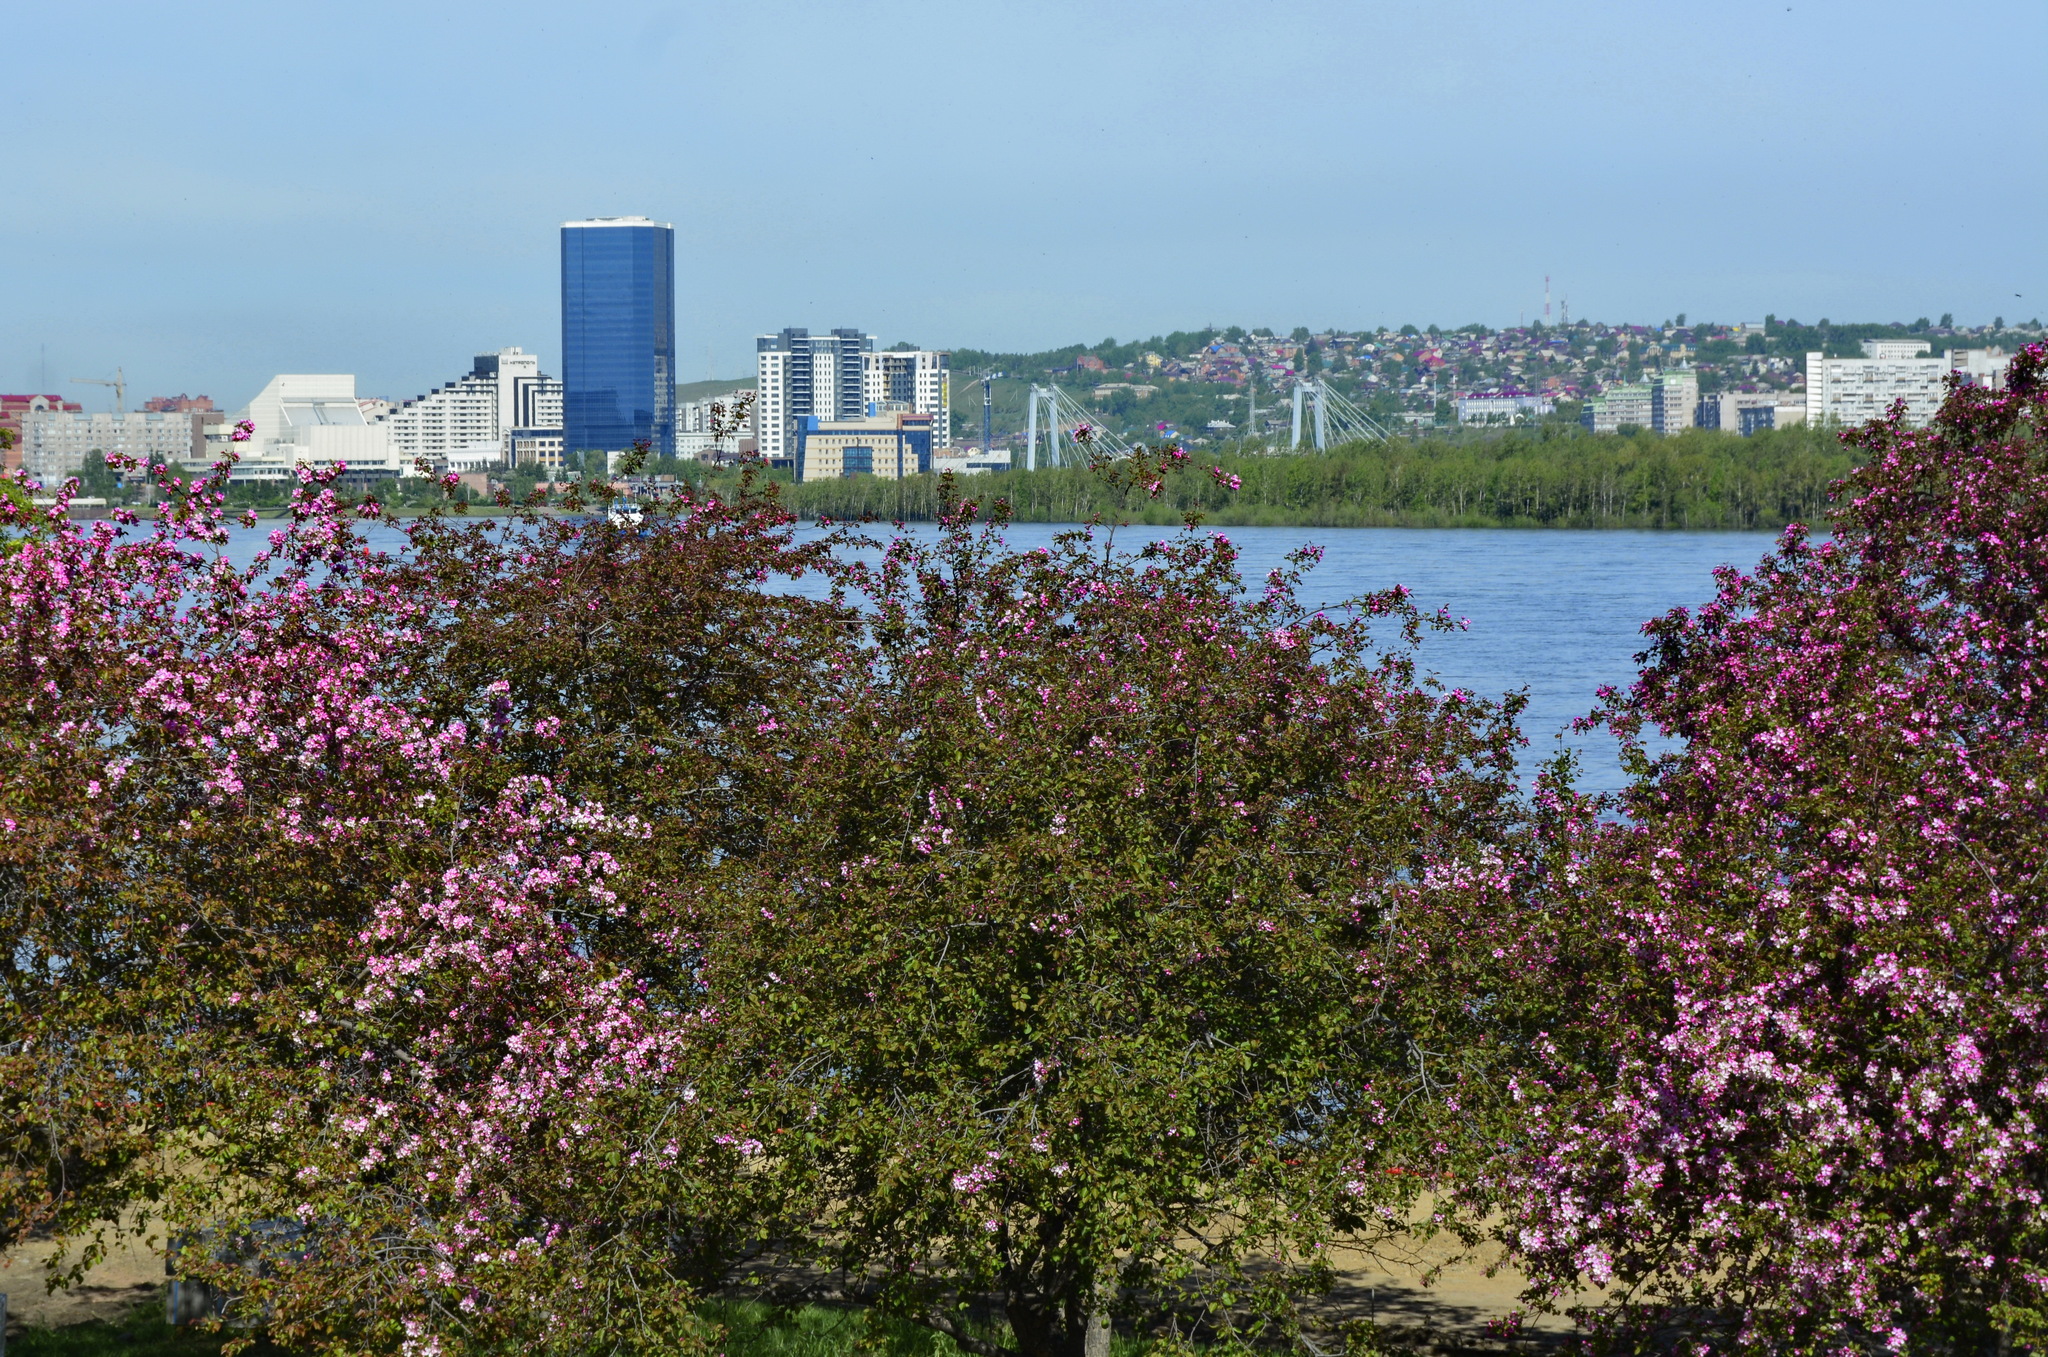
765;423;1859;529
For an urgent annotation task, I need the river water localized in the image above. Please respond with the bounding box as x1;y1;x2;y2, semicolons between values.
829;523;1782;795
201;520;1783;795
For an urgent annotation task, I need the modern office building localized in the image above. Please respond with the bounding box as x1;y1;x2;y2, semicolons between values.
19;405;206;481
562;217;675;458
223;375;406;487
378;347;562;469
1650;369;1699;434
1806;340;1948;427
793;411;934;483
756;328;950;465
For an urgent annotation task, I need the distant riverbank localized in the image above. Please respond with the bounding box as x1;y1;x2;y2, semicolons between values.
770;423;1854;530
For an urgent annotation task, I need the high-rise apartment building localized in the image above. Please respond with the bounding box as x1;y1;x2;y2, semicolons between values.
562;217;675;458
755;329;949;464
1582;382;1653;434
865;349;950;448
20;406;201;481
756;328;870;464
0;394;82;472
1650;369;1699;434
1949;346;2011;390
378;347;563;470
1806;340;1948;427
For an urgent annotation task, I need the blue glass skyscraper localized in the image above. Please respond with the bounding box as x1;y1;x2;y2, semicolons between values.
561;217;674;458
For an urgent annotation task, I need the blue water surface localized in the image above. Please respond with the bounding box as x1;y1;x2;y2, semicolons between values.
805;521;1780;794
204;520;1783;795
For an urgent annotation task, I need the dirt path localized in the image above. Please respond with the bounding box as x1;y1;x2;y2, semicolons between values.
1;1223;165;1333
2;1225;1586;1351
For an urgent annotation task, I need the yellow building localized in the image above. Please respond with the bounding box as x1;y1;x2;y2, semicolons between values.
794;410;935;483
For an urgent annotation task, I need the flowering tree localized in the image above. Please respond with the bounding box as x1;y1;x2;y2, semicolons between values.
0;454;842;1355
688;469;1529;1357
1498;347;2048;1351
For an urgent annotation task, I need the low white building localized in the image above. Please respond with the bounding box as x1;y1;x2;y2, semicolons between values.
1455;390;1554;425
223;375;408;487
378;348;562;469
20;403;202;481
933;448;1014;476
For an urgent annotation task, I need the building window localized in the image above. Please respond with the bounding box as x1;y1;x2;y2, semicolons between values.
841;446;874;477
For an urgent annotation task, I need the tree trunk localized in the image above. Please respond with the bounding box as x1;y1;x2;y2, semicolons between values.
1082;1308;1110;1357
1007;1287;1110;1357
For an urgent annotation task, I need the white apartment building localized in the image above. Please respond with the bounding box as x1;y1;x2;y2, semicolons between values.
1455;390;1554;425
377;347;563;469
1582;382;1653;434
1650;369;1699;434
676;389;754;461
864;349;951;449
1806;340;1948;427
1951;346;2011;390
756;328;949;464
19;404;202;481
224;375;407;487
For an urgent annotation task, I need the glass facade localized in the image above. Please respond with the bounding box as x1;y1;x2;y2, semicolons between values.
561;218;674;458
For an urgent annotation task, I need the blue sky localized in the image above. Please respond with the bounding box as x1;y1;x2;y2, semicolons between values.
3;0;2042;409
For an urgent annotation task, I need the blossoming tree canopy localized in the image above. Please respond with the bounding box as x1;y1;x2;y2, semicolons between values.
688;489;1529;1357
1502;345;2048;1351
0;456;848;1355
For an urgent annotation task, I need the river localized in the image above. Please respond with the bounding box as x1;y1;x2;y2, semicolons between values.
202;519;1784;795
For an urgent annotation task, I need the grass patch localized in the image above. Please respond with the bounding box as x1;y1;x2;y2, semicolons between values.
8;1297;1163;1357
709;1300;965;1357
6;1310;280;1357
707;1301;1167;1357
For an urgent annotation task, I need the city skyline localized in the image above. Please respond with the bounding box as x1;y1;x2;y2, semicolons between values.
3;0;2043;411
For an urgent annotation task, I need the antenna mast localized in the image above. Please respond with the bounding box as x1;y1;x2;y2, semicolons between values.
1545;275;1551;324
1246;359;1257;447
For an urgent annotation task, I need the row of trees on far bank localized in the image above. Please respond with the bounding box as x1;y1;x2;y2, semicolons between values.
770;423;1856;532
3;355;2047;1357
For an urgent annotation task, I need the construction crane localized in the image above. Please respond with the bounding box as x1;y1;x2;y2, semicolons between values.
72;366;126;413
975;370;1004;455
